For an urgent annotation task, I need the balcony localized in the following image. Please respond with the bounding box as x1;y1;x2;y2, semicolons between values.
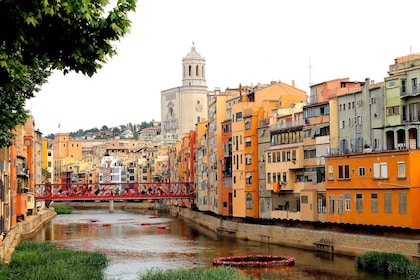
400;88;420;98
270;119;304;131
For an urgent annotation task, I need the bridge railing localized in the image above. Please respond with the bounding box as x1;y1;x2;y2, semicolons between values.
35;182;194;200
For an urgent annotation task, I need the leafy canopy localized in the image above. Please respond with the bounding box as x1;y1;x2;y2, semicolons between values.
0;0;136;148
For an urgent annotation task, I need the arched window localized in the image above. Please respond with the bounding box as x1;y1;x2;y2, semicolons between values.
246;193;253;210
188;65;192;76
196;65;199;76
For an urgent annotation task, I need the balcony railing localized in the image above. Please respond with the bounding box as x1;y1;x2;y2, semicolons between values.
400;87;420;98
270;119;304;130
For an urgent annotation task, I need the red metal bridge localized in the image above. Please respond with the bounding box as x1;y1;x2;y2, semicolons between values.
35;182;195;201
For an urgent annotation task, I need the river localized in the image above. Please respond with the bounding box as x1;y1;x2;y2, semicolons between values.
28;209;382;280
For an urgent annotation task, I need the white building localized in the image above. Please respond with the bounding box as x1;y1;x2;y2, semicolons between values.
161;44;209;142
99;155;124;194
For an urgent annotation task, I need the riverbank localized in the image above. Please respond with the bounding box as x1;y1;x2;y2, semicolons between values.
0;208;56;263
174;206;420;262
63;202;420;260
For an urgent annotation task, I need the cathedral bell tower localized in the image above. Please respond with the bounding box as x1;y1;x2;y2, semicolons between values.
182;43;206;87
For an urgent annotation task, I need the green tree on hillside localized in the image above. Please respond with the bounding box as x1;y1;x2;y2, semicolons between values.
0;0;136;148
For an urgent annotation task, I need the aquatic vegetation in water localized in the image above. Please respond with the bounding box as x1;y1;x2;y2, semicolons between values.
52;203;73;214
356;251;420;279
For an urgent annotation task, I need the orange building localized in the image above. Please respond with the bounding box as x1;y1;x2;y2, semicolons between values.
326;150;420;229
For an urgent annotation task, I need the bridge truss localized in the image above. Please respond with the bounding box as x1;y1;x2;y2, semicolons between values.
35;182;195;201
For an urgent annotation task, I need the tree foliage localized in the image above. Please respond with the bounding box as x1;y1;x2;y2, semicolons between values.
0;0;136;148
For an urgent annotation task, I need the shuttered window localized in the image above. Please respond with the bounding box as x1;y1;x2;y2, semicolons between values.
337;195;343;215
371;193;378;213
384;192;392;213
399;192;407;214
356;193;363;213
345;193;351;211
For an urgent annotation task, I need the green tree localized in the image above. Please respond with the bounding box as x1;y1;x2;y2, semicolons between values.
112;126;120;136
0;0;136;148
41;168;51;183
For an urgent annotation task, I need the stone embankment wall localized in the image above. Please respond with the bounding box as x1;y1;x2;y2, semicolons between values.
0;209;57;263
174;206;420;260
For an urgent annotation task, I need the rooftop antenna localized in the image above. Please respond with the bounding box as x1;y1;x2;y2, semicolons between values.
309;56;313;87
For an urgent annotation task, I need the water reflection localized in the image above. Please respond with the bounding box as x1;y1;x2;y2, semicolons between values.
29;209;373;280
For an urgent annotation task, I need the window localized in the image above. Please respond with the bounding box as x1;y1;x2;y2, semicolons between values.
371;193;378;213
397;161;406;178
384;192;392;213
328;165;334;180
409;102;420;121
267;173;271;183
373;162;388;179
338;165;350;179
388;80;396;88
339;120;345;129
246;193;253;210
235;112;242;121
304;149;316;159
401;79;406;94
301;196;308;204
345;193;351;211
386;106;399;116
358;167;366;176
245;121;251;130
245;139;251;147
356;193;363;213
328;195;334;214
267;152;272;163
245;154;252;165
245;174;252;185
412;77;418;94
318;193;326;213
337;195;343;215
399;192;407;214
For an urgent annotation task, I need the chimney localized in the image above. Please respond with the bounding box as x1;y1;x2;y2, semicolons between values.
292;80;295;88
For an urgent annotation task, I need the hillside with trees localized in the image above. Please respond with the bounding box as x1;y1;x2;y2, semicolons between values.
44;120;159;140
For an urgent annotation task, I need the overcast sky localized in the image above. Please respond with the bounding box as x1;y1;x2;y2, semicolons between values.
26;0;420;135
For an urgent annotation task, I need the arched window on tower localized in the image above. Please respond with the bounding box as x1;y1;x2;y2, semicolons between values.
189;65;192;76
196;65;199;76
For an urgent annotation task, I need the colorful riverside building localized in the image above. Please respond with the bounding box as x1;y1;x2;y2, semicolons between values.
326;150;420;228
231;81;307;218
195;118;209;212
264;102;305;220
326;54;420;228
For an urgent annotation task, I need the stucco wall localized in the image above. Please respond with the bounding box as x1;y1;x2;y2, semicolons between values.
175;206;420;259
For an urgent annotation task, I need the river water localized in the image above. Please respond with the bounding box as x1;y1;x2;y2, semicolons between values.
29;209;381;280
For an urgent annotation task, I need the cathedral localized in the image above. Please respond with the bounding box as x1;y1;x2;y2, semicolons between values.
160;44;209;142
